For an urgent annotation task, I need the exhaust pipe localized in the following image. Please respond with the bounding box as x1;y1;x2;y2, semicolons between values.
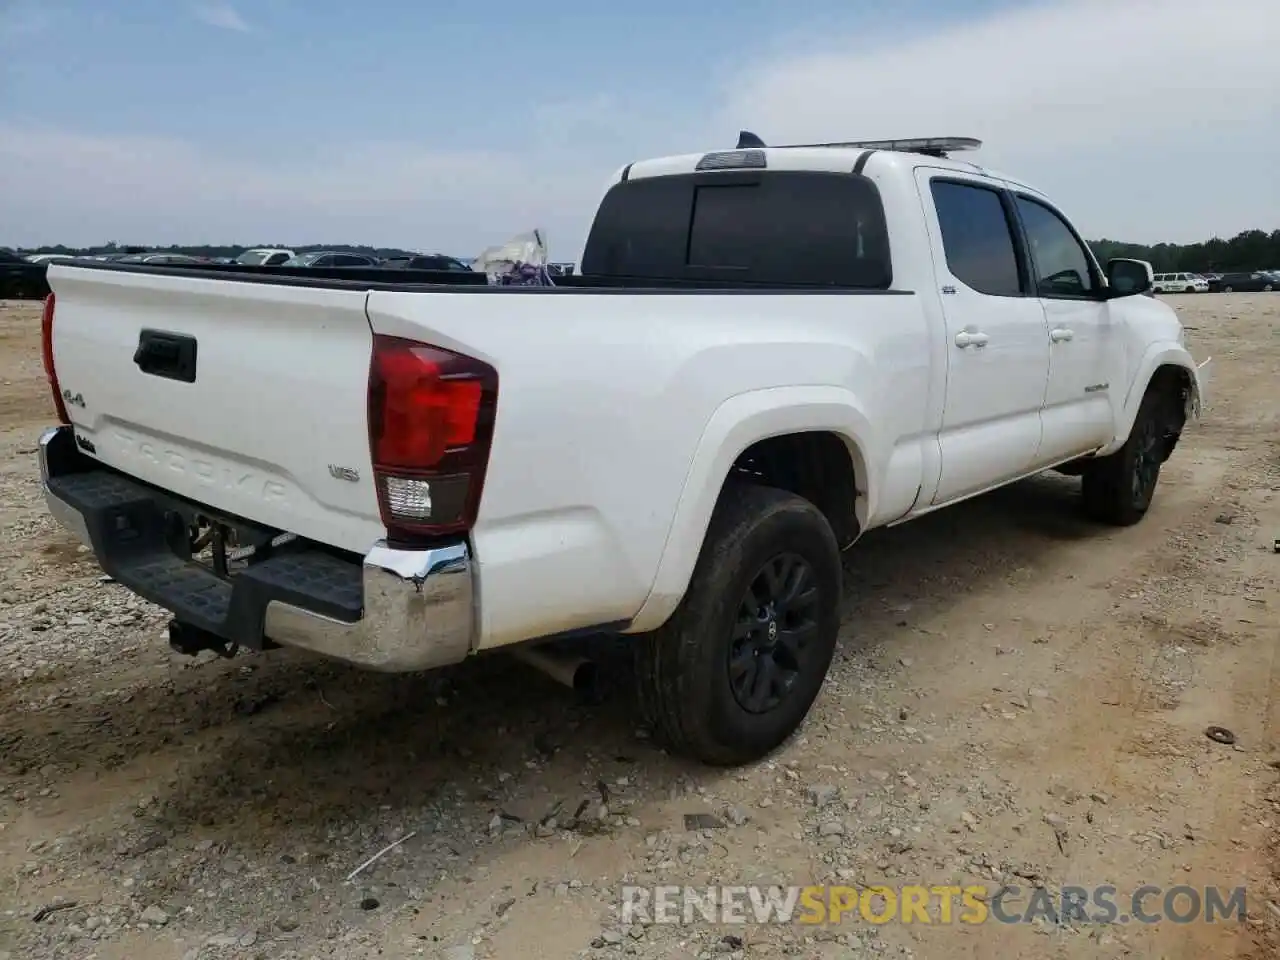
511;644;603;703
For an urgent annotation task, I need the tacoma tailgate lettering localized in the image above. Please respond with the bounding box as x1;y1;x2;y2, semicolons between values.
115;430;289;505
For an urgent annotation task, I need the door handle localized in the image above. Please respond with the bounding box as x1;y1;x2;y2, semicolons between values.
134;329;199;383
955;330;989;348
1050;328;1074;342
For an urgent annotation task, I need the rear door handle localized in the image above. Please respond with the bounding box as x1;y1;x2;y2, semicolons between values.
955;330;989;348
1050;328;1074;342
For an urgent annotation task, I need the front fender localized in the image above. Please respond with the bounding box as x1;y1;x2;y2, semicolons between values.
1097;342;1208;457
626;385;876;633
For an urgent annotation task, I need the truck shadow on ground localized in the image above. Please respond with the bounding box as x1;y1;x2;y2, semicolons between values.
15;473;1105;829
8;471;1107;888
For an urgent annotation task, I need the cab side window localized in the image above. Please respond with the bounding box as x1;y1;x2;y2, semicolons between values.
930;180;1023;297
1014;196;1098;298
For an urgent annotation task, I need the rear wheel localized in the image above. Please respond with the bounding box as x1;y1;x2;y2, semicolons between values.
1081;386;1175;526
1265;284;1274;292
634;484;842;765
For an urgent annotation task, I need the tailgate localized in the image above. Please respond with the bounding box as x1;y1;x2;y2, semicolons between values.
47;265;385;554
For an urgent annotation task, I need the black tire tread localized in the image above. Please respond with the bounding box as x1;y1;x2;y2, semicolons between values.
634;483;840;766
1081;387;1167;526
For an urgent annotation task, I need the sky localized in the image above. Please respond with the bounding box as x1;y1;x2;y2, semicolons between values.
1;0;1278;260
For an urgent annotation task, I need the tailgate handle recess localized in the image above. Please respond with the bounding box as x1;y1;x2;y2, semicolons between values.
134;329;198;383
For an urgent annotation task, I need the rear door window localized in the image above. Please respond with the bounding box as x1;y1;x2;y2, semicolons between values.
929;180;1023;297
581;171;891;288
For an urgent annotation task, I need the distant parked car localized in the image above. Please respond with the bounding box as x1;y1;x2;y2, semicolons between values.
116;254;206;265
0;249;49;299
25;253;75;264
380;254;473;271
1209;271;1276;292
236;248;295;266
281;251;380;268
1152;272;1208;293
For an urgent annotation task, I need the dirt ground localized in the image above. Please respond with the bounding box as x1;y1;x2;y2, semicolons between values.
0;294;1277;960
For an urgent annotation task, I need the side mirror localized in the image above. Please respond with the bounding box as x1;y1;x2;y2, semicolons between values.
1105;258;1153;298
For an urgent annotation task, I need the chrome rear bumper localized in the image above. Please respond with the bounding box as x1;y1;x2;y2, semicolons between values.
39;424;476;672
261;541;475;672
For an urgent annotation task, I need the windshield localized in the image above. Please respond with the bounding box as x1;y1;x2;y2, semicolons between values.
282;254;321;267
236;251;274;265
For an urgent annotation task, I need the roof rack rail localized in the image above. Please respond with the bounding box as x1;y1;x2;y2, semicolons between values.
735;131;981;158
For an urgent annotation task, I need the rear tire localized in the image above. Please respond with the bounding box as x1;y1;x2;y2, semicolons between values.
1081;386;1175;526
634;484;842;766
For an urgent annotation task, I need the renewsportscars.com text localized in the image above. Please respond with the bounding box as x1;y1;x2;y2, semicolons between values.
620;884;1247;926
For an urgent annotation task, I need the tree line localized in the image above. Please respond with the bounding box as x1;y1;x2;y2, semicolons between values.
7;228;1280;274
1088;229;1280;274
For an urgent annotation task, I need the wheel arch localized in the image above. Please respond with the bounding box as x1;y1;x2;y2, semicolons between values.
626;386;875;633
1097;347;1201;458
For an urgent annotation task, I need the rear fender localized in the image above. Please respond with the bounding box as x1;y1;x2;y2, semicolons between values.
627;385;875;633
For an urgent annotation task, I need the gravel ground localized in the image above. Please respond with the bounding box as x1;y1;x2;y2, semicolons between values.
0;294;1277;960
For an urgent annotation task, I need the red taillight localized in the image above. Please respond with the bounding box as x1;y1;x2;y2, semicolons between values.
40;293;70;425
367;335;497;540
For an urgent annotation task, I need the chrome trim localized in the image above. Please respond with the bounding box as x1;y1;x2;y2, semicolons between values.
263;541;476;673
38;425;62;483
38;424;478;674
43;487;91;545
39;426;90;544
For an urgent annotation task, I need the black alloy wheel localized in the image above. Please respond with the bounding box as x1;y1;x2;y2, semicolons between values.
729;552;820;715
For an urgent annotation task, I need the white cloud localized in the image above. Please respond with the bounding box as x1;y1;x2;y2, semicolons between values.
715;0;1280;242
3;0;1279;254
192;1;251;33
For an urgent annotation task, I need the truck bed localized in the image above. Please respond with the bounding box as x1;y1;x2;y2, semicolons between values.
44;256;926;649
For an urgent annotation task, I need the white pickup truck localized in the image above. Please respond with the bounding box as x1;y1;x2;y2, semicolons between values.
38;135;1209;766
